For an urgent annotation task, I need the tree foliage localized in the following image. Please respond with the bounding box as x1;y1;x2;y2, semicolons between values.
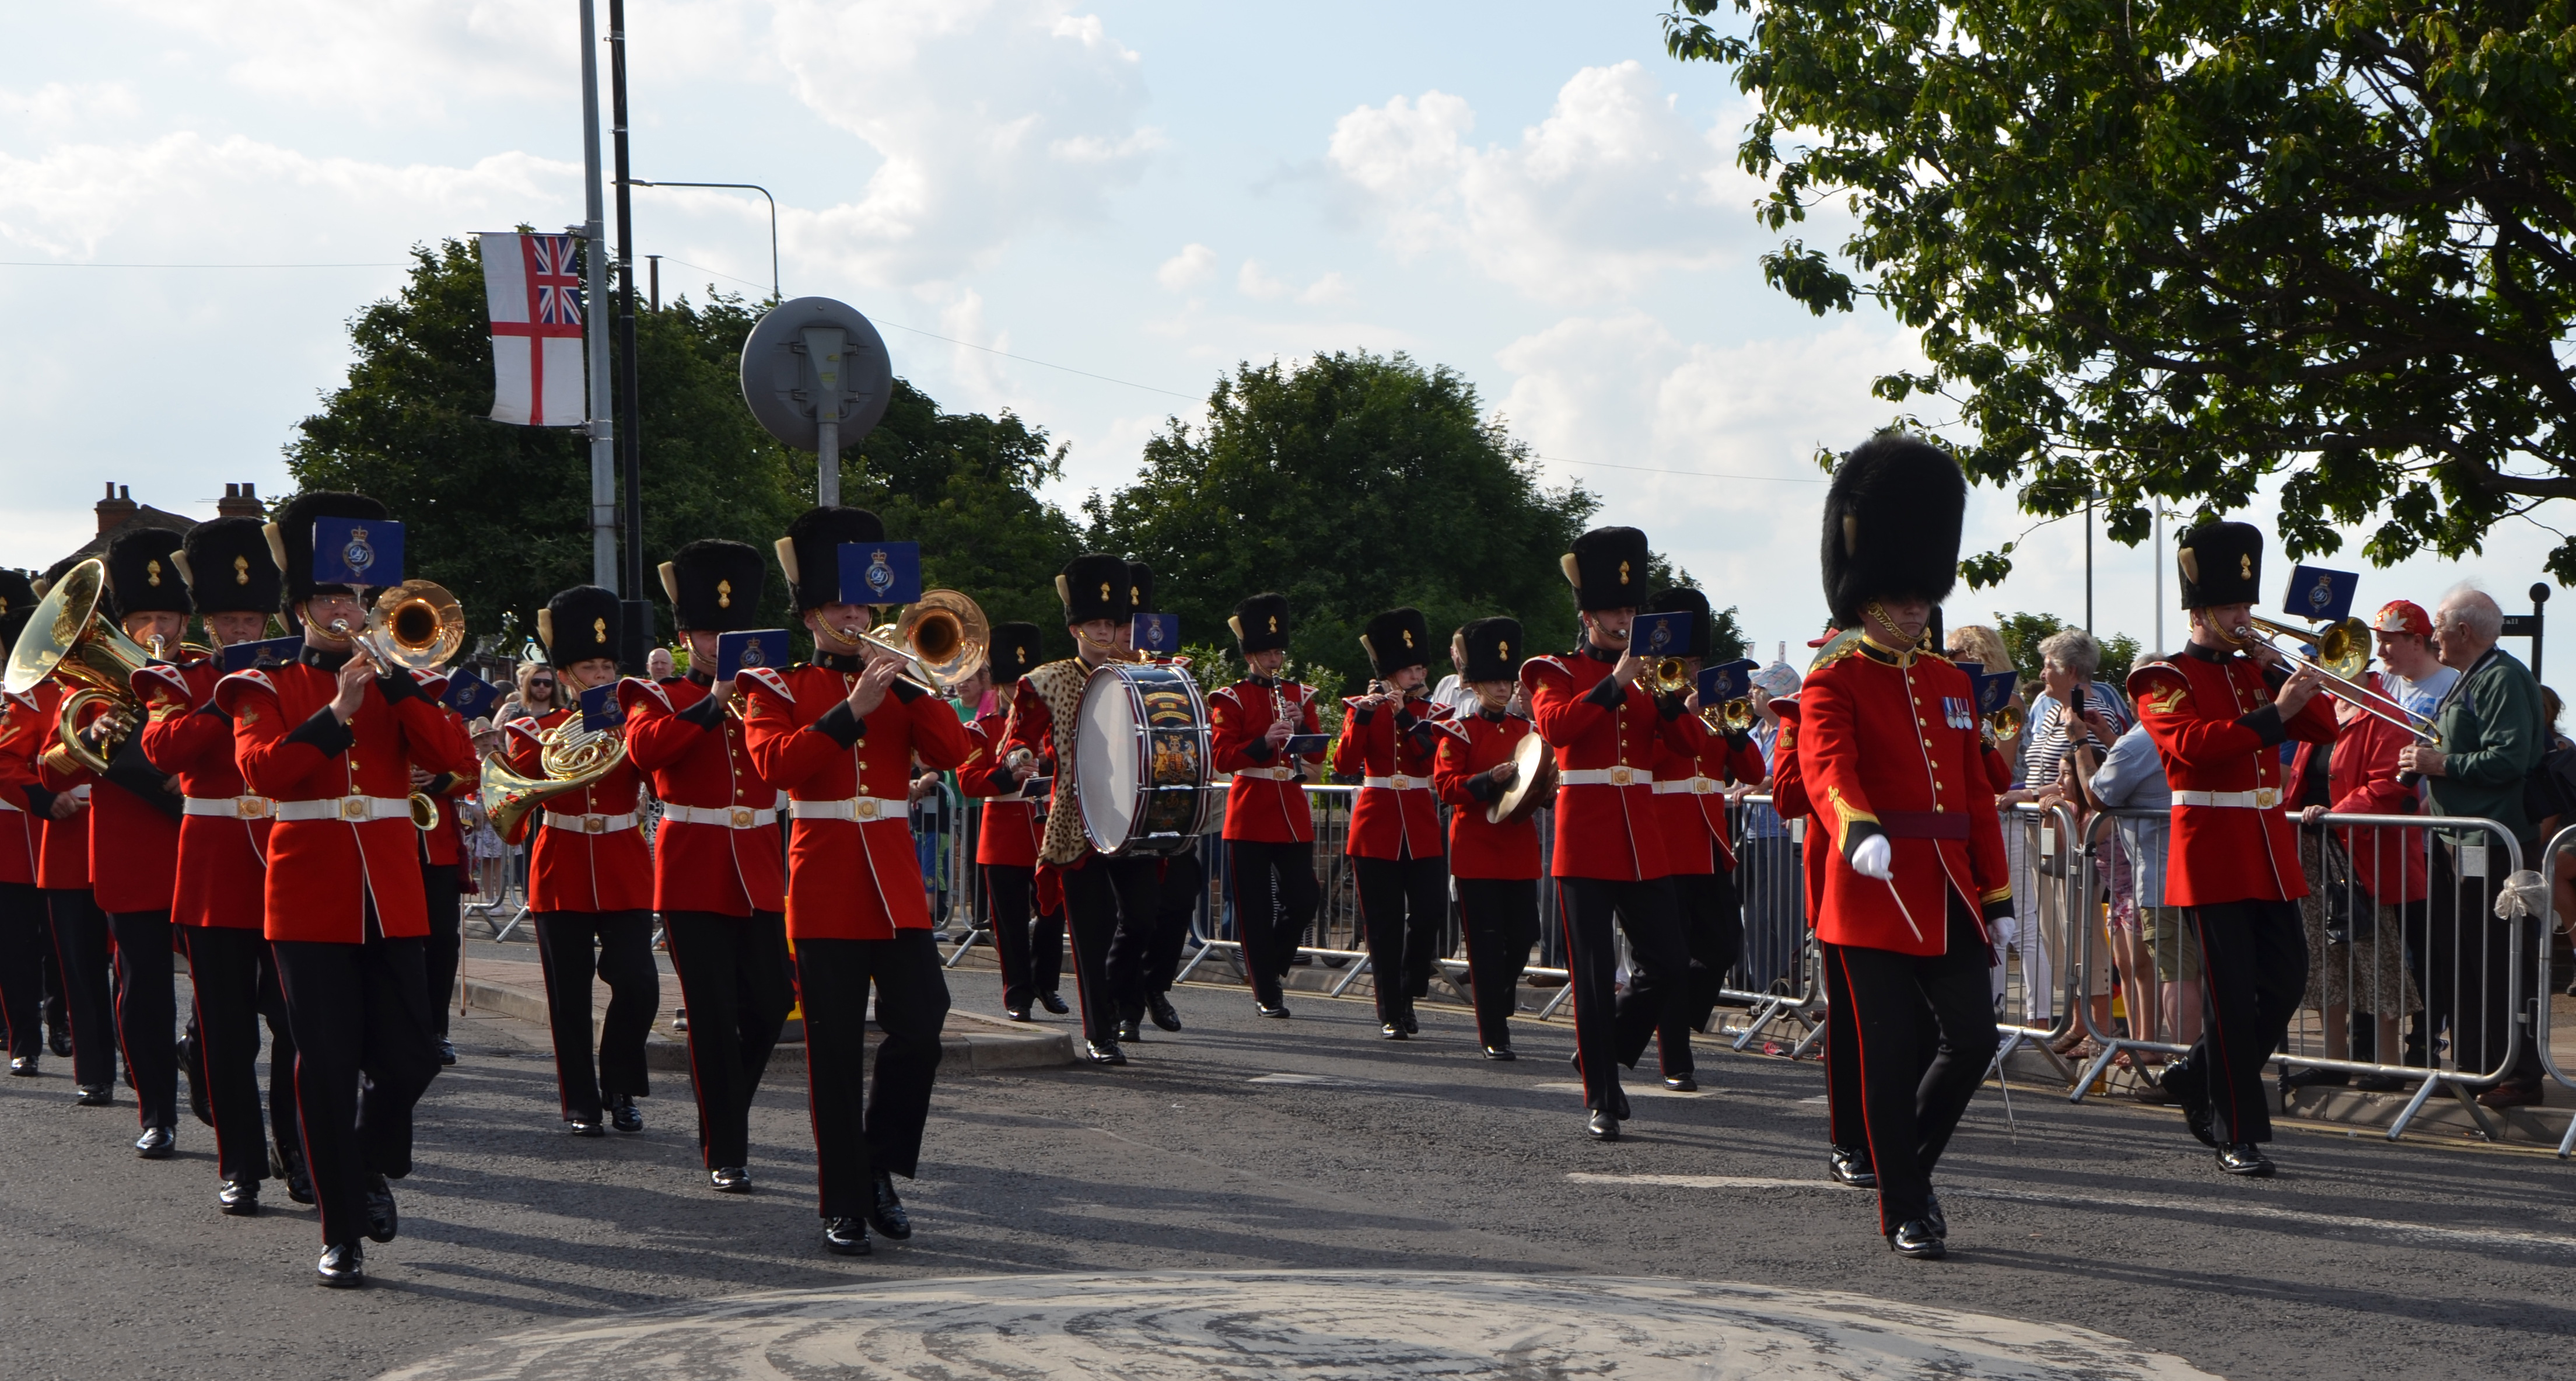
1082;351;1694;694
1666;0;2576;582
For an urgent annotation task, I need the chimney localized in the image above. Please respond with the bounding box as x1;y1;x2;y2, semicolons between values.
216;482;267;520
96;482;136;535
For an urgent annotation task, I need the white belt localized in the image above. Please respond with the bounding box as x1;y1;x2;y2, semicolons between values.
69;785;90;802
274;795;411;823
1360;774;1430;791
1651;776;1723;796
1232;765;1299;782
184;795;275;820
1560;767;1653;787
2174;788;2280;809
788;796;911;823
659;803;775;830
544;810;639;835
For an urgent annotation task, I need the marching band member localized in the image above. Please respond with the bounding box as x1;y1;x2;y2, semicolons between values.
220;491;475;1287
1208;593;1322;1018
740;506;975;1256
1002;554;1159;1065
508;585;657;1138
1118;560;1195;1039
1798;435;2010;1258
622;540;790;1193
2128;520;2334;1176
30;560;110;1105
1332;606;1452;1039
0;571;49;1078
1430;617;1542;1058
138;516;306;1213
411;676;476;1069
958;622;1060;1022
1523;526;1701;1140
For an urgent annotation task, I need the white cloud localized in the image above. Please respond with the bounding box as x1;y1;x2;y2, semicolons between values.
1328;61;1765;305
1157;242;1215;291
1298;271;1352;305
1237;258;1290;300
106;0;579;123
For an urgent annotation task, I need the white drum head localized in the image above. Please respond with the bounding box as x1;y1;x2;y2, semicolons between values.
1076;665;1143;853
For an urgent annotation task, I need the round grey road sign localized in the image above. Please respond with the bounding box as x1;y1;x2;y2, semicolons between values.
738;296;893;451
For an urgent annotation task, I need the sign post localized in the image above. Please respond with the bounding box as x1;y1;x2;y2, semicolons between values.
740;297;892;505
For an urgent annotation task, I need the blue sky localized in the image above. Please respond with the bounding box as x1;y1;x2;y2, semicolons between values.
4;1;2566;688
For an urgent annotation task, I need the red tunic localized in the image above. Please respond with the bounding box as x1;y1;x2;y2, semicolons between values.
69;684;180;915
1651;719;1765;875
221;658;477;944
740;660;974;941
1522;645;1700;880
506;706;653;914
0;691;48;886
1430;710;1542;880
622;674;785;916
1331;691;1447;860
1208;678;1321;843
136;660;268;930
2128;646;2337;907
960;710;1043;869
1763;702;1832;928
1796;639;2011;957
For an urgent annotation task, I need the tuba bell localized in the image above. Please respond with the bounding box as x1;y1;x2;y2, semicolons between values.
897;589;990;685
4;558;156;777
334;579;466;676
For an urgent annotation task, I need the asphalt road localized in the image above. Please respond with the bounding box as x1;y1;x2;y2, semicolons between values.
1;972;2570;1381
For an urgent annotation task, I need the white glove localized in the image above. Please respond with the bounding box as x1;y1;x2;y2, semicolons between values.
1851;831;1894;881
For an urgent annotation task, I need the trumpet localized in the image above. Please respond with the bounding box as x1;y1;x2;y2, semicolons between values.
1651;657;1694;697
3;558;155;777
2232;614;2439;745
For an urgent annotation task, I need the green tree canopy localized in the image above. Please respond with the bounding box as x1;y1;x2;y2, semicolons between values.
1081;351;1699;694
1665;0;2576;582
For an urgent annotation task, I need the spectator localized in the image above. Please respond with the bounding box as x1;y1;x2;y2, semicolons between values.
2085;709;2202;1067
2371;600;2458;721
494;661;559;727
2286;666;2426;1093
1736;660;1805;994
645;646;676;680
2021;629;2130;1048
1948;624;2035;1013
2409;584;2548;1109
2536;688;2576;999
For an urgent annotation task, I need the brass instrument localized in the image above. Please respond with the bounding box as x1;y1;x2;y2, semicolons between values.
1711;696;1755;733
477;712;629;842
1987;703;2025;738
1651;657;1694;696
408;791;441;832
897;589;990;685
855;621;949;691
2234;614;2439;745
4;559;155;776
331;579;465;675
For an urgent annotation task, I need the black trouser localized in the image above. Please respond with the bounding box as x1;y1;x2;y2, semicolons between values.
2185;897;2306;1145
1228;838;1321;1006
1143;850;1204;997
421;859;462;1037
0;882;46;1059
2424;845;2545;1088
795;931;948;1217
984;863;1062;1013
1065;856;1159;1044
1355;853;1449;1025
664;910;792;1170
1825;896;1999;1232
107;909;178;1132
1615;867;1743;1075
1457;877;1536;1049
272;934;440;1248
1559;876;1689;1110
182;925;299;1184
1822;922;1938;1160
44;889;113;1089
532;908;657;1121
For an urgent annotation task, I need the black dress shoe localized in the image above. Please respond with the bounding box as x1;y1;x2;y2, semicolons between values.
569;1116;606;1137
316;1241;366;1288
610;1095;643;1133
1664;1074;1698;1092
363;1173;398;1243
1147;992;1182;1032
1827;1145;1878;1188
1610;1087;1632;1121
869;1167;913;1240
8;1055;35;1077
75;1084;112;1107
274;1141;315;1204
1924;1191;1947;1239
2216;1142;2275;1177
48;1026;72;1058
437;1037;457;1067
1381;1022;1408;1040
1586;1108;1620;1141
1401;1012;1420;1036
1482;1044;1516;1061
1005;1005;1033;1023
1083;1040;1128;1067
711;1165;751;1193
1040;991;1069;1015
135;1125;176;1159
2353;1071;2409;1093
2279;1065;2347;1097
1255;999;1290;1019
218;1178;260;1216
1887;1219;1946;1258
822;1216;872;1256
2160;1058;2217;1148
1115;1018;1144;1043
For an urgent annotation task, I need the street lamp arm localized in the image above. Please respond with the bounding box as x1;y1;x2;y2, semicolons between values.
628;179;780;301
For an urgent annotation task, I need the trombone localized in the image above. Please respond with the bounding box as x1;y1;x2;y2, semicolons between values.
2234;614;2440;746
850;588;989;693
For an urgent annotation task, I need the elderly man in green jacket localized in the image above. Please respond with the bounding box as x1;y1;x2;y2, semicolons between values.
2402;585;2549;1109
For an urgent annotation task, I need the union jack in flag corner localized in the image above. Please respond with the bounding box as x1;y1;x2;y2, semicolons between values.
478;231;590;426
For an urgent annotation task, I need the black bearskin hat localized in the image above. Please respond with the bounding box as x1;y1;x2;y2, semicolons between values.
2176;520;2263;610
1643;586;1712;660
775;506;886;613
1819;431;1965;627
103;527;190;623
1126;560;1156;615
989;621;1042;685
176;516;279;616
1562;527;1650;613
660;539;766;632
1230;593;1291;653
538;585;622;667
1359;607;1432;677
1056;554;1132;625
267;491;390;614
1457;616;1522;684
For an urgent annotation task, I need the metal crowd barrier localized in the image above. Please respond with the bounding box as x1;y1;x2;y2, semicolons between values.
2533;823;2576;1156
2069;805;2530;1142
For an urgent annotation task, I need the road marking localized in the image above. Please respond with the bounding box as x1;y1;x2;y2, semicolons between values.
1568;1173;2576;1254
1532;1080;1712;1099
1248;1072;1348;1085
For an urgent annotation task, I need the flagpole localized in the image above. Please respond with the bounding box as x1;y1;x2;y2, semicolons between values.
579;0;617;593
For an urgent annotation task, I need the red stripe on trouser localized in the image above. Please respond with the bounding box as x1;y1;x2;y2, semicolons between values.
2192;911;2242;1137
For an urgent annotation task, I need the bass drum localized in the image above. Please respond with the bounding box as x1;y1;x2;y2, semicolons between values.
1074;660;1214;857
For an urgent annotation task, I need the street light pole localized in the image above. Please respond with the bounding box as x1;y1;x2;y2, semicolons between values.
628;179;781;300
609;0;648;668
578;0;615;593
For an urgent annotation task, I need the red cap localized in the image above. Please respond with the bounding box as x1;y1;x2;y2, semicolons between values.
2372;600;2431;636
1805;624;1840;648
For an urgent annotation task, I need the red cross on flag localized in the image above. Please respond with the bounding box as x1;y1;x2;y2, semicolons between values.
479;231;589;426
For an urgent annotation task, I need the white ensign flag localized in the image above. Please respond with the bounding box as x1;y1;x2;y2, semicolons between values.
480;232;588;426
